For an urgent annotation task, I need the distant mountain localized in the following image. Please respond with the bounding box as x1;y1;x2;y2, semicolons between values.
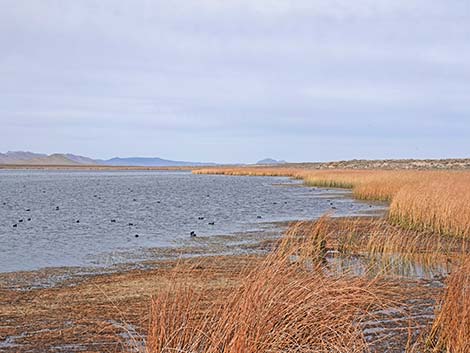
25;154;87;165
0;151;47;164
101;157;216;167
0;151;215;167
256;158;287;165
64;154;98;165
0;151;97;165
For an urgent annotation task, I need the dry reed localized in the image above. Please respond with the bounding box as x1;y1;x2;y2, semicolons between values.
145;218;396;353
426;257;470;353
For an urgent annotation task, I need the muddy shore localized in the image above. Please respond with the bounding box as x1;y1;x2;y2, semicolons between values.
0;224;283;352
0;217;446;353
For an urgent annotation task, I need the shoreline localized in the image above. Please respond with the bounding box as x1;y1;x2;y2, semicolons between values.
5;169;464;351
0;204;387;290
0;216;450;353
1;157;470;171
0;221;288;291
0;169;387;278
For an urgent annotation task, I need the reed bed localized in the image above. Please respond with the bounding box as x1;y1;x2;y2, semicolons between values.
194;168;470;238
390;175;470;237
145;218;398;353
144;167;470;352
426;257;470;353
335;218;468;270
143;217;470;352
272;217;469;278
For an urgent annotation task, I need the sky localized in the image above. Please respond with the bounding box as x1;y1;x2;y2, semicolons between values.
1;0;469;163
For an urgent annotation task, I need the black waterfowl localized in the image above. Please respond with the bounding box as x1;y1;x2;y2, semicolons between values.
18;219;23;223
135;234;139;238
128;223;134;226
156;201;161;203
111;219;116;223
55;206;60;210
25;208;31;212
190;231;197;237
27;218;31;221
198;217;204;220
13;224;17;228
208;222;215;225
257;215;262;219
76;220;80;223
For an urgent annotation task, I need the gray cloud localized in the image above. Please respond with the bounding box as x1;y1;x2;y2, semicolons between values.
1;0;469;162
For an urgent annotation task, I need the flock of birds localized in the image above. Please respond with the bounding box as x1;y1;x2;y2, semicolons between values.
7;203;264;238
5;187;357;240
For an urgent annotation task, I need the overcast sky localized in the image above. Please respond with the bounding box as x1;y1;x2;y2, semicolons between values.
1;1;469;163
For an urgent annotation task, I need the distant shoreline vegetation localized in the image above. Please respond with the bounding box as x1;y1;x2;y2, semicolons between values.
1;151;470;169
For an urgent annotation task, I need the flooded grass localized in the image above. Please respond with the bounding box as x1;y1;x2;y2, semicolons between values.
142;216;470;352
194;168;470;239
3;168;470;352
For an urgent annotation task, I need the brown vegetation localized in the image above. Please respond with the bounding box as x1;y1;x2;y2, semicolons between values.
144;216;470;353
192;167;470;351
3;217;468;352
426;257;470;353
3;165;470;352
146;219;399;353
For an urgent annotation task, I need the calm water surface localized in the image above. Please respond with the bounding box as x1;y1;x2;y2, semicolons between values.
0;170;384;272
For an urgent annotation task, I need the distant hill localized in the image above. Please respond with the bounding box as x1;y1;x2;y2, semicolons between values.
101;157;216;167
0;151;90;165
0;151;47;164
64;154;98;165
256;158;287;165
0;151;215;167
25;154;84;165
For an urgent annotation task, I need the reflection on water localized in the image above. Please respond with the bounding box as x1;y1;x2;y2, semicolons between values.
326;251;452;280
0;170;385;273
290;250;452;280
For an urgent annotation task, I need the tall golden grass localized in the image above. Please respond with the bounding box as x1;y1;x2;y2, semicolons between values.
390;175;470;237
426;257;470;353
194;168;470;238
145;219;397;353
269;217;469;278
142;217;470;352
142;167;470;352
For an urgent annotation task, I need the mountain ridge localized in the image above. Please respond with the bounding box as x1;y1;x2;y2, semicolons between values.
0;151;216;167
100;157;216;167
256;158;287;165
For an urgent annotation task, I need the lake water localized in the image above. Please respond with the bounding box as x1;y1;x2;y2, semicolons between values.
0;170;384;273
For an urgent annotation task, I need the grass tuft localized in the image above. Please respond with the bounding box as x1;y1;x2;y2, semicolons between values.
426;257;470;353
145;218;396;353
